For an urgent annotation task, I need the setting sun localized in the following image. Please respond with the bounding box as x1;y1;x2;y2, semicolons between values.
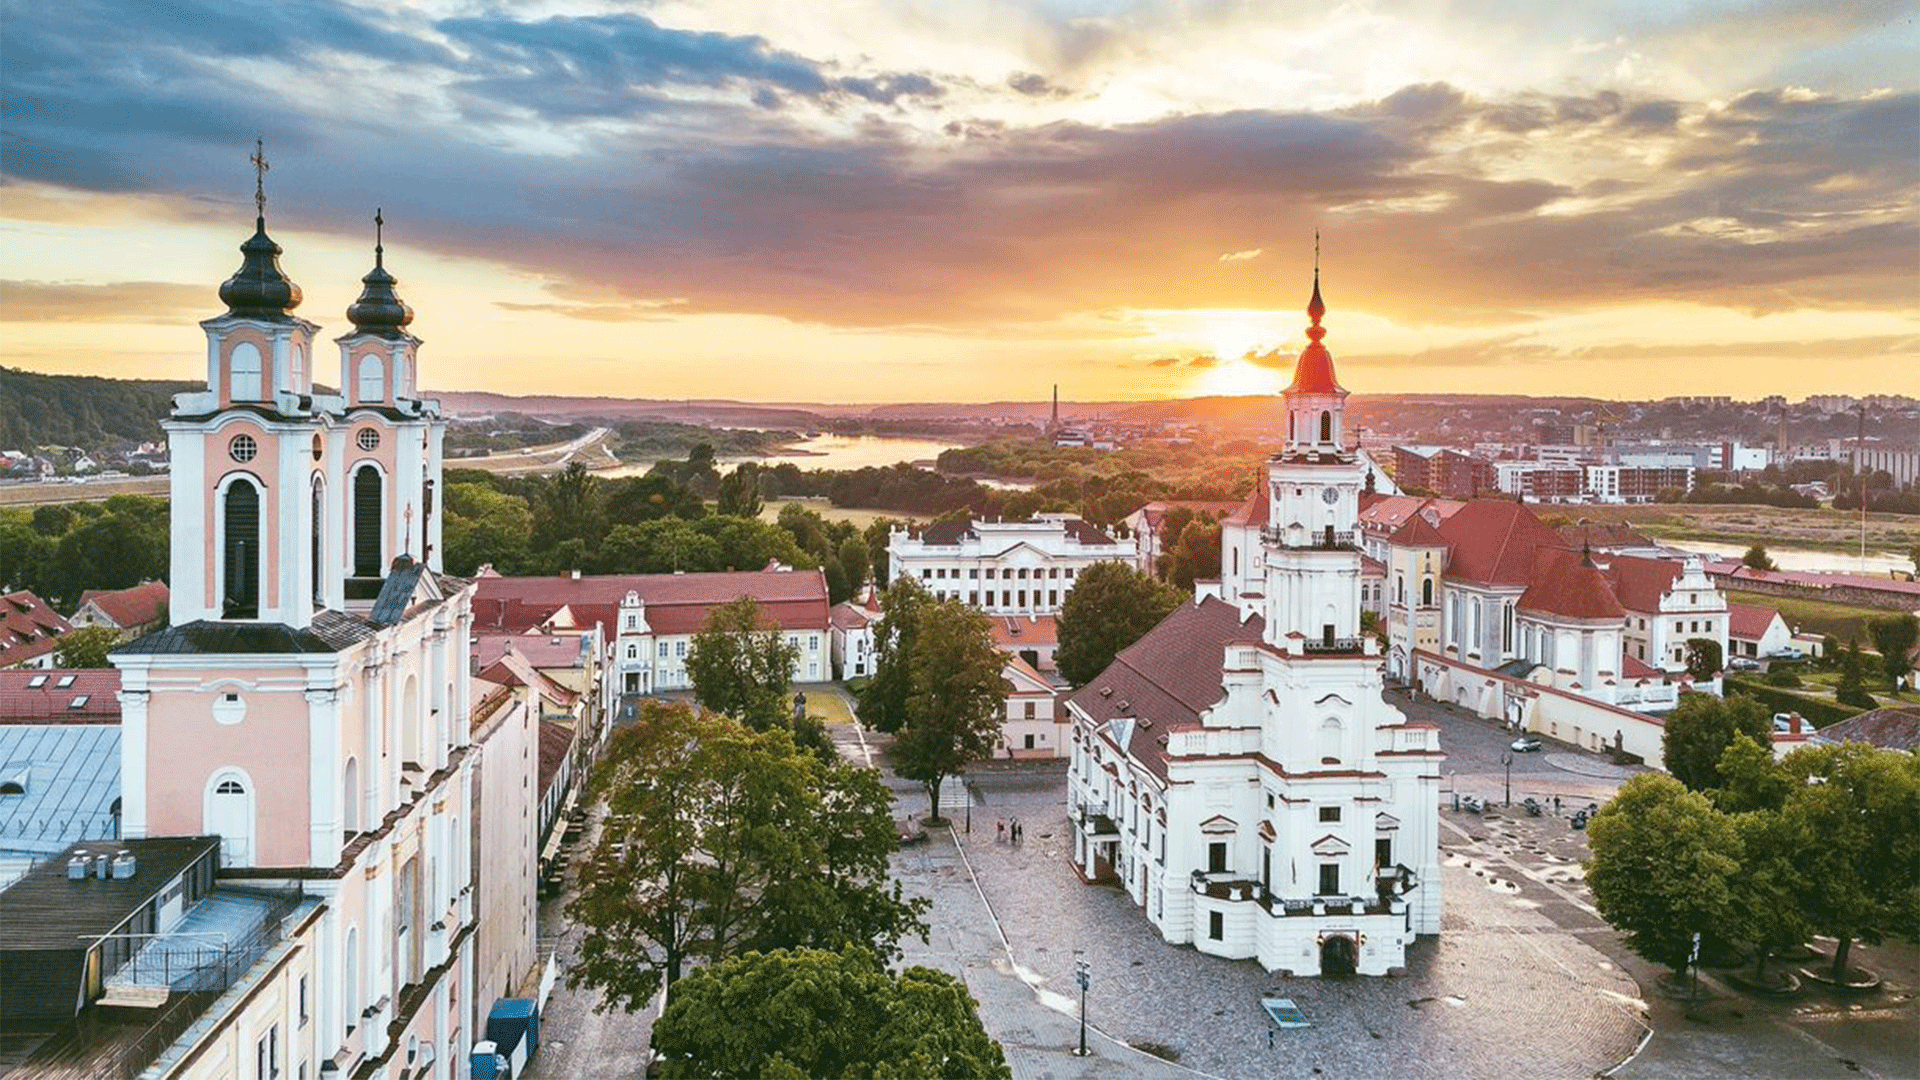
1192;356;1282;397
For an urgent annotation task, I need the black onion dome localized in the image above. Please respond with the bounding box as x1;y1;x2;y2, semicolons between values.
346;246;414;338
218;216;303;318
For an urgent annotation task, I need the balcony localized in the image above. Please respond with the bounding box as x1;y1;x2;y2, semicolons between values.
1187;872;1401;917
1260;527;1358;551
1302;636;1365;655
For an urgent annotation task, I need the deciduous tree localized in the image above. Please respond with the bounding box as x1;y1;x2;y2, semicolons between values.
651;946;1009;1080
568;702;927;1011
860;578;932;735
1867;613;1917;687
1055;561;1184;688
1683;637;1723;682
887;600;1007;824
1587;774;1743;980
54;625;122;668
716;461;764;518
1662;693;1773;791
1742;544;1777;571
685;596;801;734
1835;640;1877;709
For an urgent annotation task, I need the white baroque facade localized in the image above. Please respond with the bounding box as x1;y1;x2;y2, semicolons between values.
887;514;1136;615
1066;276;1442;977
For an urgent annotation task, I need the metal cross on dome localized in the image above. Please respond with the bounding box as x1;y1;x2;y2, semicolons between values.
250;138;270;218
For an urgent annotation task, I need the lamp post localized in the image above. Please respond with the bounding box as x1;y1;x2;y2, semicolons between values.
1501;751;1513;807
1073;960;1090;1057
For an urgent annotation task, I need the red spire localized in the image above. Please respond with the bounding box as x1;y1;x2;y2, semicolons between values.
1285;252;1343;395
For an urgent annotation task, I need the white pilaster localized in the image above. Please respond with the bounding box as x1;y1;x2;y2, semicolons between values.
118;688;150;838
308;686;341;865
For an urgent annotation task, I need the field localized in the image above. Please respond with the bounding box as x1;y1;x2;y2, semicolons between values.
756;497;923;530
1551;502;1920;557
1725;588;1896;644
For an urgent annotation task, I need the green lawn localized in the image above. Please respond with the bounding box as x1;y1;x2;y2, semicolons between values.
805;687;860;726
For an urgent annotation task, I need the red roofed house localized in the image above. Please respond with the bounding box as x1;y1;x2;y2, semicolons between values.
473;567;831;696
1123;501;1243;575
0;590;72;670
1727;602;1792;659
69;581;171;638
1067;271;1441;979
828;584;885;679
1596;552;1727;680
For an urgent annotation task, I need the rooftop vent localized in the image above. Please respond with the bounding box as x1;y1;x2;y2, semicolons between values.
94;854;111;879
68;856;89;880
112;850;136;880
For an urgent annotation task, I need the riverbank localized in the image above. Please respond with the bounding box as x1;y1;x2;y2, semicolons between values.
1555;503;1919;565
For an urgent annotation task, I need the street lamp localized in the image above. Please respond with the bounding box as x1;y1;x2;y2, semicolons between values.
1500;751;1513;807
1073;960;1091;1057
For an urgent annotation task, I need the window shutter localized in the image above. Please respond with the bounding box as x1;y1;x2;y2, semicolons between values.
224;480;260;618
354;467;383;577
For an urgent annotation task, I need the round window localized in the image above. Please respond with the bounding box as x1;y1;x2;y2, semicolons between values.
356;428;381;452
229;434;258;463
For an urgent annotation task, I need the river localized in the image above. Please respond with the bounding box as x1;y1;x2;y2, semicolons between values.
593;433;1038;484
1662;539;1912;577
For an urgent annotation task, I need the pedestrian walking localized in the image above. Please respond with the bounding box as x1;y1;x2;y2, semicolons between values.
1553;795;1561;814
996;819;1006;843
1012;820;1022;844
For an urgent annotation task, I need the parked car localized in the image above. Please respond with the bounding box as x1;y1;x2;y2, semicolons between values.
1510;737;1543;753
1729;656;1761;671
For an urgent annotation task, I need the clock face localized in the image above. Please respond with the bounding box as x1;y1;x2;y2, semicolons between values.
1321;487;1340;505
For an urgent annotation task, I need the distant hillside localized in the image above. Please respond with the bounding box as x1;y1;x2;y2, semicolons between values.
432;390;828;428
0;367;197;451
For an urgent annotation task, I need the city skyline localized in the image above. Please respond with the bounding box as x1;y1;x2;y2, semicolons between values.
2;1;1917;402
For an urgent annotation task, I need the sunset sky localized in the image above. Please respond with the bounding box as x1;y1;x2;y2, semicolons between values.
2;1;1916;402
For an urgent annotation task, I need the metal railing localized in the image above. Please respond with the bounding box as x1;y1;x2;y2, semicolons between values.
1303;636;1365;654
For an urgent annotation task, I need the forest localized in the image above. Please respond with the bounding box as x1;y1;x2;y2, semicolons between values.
0;367;196;450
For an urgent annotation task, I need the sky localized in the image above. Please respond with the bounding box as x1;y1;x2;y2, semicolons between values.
1;0;1916;403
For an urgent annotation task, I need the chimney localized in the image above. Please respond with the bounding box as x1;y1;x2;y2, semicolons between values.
1789;713;1804;735
68;856;89;880
569;569;581;580
112;850;136;879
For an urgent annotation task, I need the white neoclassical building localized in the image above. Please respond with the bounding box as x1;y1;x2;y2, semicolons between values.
887;514;1136;616
1066;274;1443;977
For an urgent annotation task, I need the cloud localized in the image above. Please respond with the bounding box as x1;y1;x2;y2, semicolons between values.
1218;248;1263;262
0;280;208;323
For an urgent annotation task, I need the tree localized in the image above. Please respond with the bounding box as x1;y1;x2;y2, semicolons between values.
603;474;706;525
1727;805;1814;986
887;600;1008;824
1586;773;1744;980
716;461;764;518
534;461;606;554
568;702;926;1011
442;482;534;576
1867;613;1917;688
836;536;871;598
1910;543;1920;577
685;596;801;734
1683;637;1723;682
1835;640;1877;709
1055;561;1185;687
651;946;1009;1080
1776;743;1920;984
860;578;933;735
54;625;122;668
43;508;169;608
1742;544;1777;571
1160;519;1222;592
1662;693;1773;791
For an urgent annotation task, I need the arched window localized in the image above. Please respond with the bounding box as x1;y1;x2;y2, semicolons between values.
289;343;306;391
342;757;360;833
401;674;421;765
1319;717;1344;764
311;477;326;606
357;355;384;403
353;465;382;577
1319;410;1332;443
223;477;260;619
205;771;254;867
229;342;263;401
1421;577;1433;606
344;927;361;1035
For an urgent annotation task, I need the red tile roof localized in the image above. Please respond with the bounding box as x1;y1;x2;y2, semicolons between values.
537;719;577;799
1066;597;1265;781
1621;654;1663;680
1727;602;1784;641
1433;501;1563;587
829;602;875;631
988;614;1058;651
0;669;121;723
0;591;71;668
1815;706;1920;752
1387;512;1450;549
1600;555;1685;614
1224;482;1270;527
473;570;830;638
74;581;169;631
477;648;579;709
1556;523;1654;550
1359;495;1464;535
471;632;590;671
1517;548;1625;621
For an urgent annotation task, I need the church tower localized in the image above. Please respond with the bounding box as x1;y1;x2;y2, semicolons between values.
165;141;328;627
1258;259;1367;649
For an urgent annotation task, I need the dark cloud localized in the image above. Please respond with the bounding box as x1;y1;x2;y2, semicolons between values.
1147;356;1182;367
1007;72;1068;97
0;281;208;323
0;2;1913;335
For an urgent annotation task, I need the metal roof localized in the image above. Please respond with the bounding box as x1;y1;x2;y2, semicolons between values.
0;836;218;950
0;724;121;864
114;611;377;656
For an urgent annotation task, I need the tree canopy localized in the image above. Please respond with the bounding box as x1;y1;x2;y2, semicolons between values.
1055;561;1185;687
568;702;927;1011
0;497;169;609
1683;637;1723;683
1867;613;1917;687
685;596;823;755
1586;773;1744;977
651;946;1010;1080
1661;692;1773;791
872;593;1007;823
54;625;122;669
1741;544;1778;571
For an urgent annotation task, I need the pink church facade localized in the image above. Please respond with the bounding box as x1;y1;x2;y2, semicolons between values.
109;189;517;1079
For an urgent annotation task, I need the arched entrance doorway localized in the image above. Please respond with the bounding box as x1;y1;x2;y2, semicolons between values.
1320;934;1357;976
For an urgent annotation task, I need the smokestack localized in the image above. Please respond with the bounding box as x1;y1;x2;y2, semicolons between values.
1051;384;1059;431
